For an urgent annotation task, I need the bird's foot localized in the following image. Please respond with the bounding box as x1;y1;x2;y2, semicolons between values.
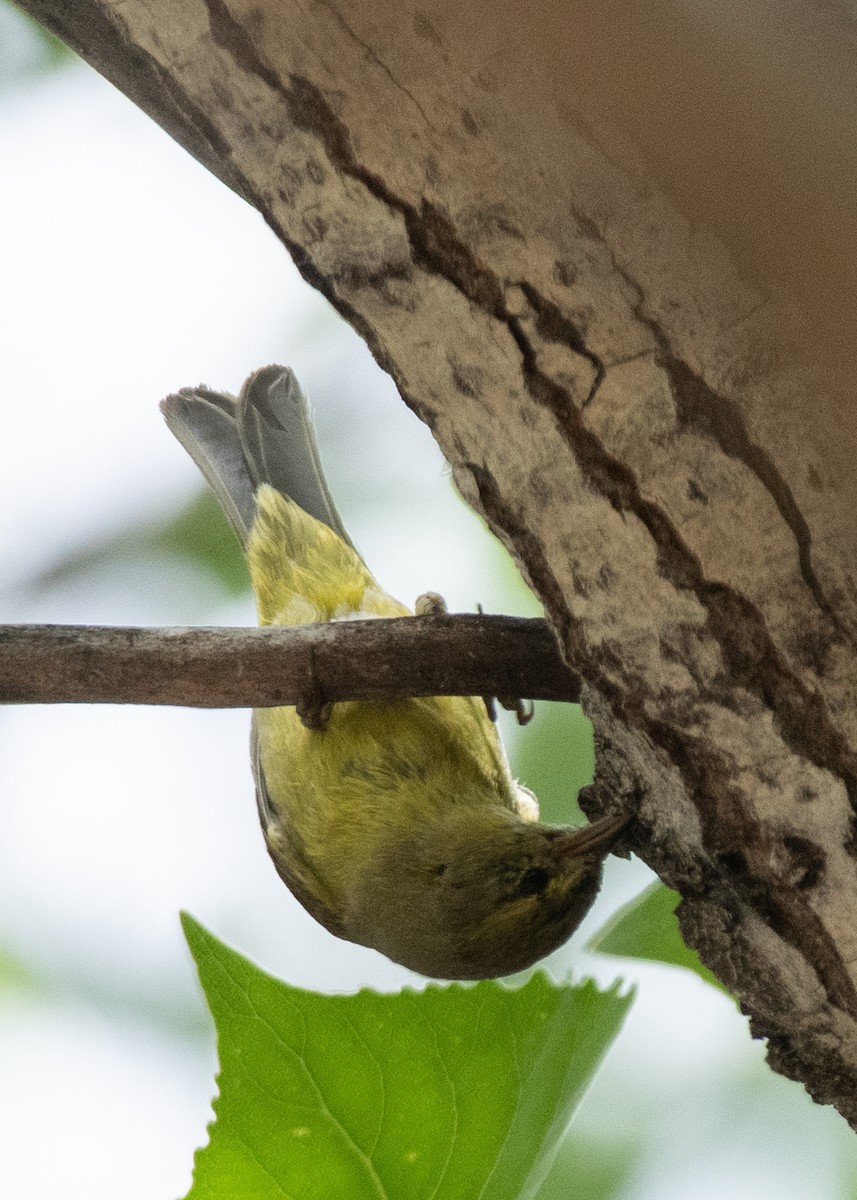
296;649;333;730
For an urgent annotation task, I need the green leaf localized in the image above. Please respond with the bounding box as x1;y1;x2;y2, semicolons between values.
182;914;633;1200
587;882;728;995
533;1127;642;1200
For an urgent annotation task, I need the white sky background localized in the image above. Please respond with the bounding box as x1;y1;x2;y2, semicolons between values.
0;15;854;1200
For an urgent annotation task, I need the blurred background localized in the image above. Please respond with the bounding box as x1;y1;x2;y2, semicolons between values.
0;8;854;1198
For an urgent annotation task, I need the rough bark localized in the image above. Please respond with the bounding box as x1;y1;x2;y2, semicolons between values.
15;0;857;1124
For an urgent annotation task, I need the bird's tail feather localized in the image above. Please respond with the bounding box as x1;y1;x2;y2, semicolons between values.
160;365;352;549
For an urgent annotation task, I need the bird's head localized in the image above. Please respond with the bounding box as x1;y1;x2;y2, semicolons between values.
346;809;626;979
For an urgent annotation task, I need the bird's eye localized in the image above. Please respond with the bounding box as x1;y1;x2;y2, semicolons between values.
518;866;550;897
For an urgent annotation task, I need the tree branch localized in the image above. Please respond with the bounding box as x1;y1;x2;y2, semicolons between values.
0;616;580;707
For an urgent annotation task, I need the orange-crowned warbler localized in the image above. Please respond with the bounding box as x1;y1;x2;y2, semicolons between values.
161;366;625;978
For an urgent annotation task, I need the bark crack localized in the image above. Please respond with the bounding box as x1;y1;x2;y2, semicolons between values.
205;0;282;90
612;275;849;643
315;0;433;127
516;281;606;407
666;354;847;639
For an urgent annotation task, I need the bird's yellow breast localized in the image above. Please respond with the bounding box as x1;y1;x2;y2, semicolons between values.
246;485;522;912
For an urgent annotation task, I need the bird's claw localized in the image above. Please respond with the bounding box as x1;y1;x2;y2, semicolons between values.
296;649;333;730
475;602;535;725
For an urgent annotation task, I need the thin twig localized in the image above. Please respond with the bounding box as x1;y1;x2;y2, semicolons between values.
0;615;582;708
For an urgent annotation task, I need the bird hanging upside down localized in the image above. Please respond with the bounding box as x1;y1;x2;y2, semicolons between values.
161;365;626;979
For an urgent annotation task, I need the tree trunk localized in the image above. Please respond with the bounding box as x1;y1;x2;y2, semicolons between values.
17;0;857;1125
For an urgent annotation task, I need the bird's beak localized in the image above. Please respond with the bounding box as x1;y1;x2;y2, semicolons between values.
554;812;628;859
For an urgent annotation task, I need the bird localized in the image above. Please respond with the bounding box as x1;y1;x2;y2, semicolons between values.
161;364;626;979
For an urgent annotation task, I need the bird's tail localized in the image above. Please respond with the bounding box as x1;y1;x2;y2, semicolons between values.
160;364;352;549
161;365;398;626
